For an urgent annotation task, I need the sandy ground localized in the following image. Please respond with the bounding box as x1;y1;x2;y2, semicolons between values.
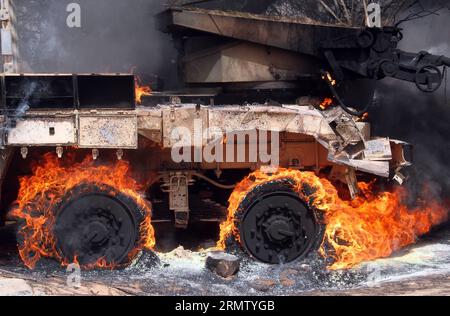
0;223;450;296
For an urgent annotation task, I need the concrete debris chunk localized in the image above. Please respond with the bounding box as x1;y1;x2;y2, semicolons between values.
205;251;241;278
0;279;33;296
250;278;277;292
172;246;194;259
279;268;298;287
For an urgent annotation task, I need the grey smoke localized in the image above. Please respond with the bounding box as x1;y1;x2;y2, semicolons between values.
370;1;450;199
13;0;178;88
14;99;30;118
4;81;37;135
15;82;37;118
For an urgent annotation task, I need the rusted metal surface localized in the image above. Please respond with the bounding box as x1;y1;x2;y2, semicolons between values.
167;7;360;56
183;41;319;83
1;101;404;179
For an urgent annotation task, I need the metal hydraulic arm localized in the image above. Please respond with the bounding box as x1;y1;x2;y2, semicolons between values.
322;27;450;93
320;26;450;116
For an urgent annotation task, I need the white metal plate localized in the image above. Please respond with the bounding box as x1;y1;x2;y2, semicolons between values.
1;29;12;55
78;115;138;149
7;117;76;146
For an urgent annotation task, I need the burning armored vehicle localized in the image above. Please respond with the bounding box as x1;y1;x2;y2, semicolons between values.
0;0;448;269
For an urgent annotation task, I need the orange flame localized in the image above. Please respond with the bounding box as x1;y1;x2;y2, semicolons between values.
217;169;448;270
11;153;155;270
356;112;370;122
322;72;337;86
135;77;152;104
320;98;333;110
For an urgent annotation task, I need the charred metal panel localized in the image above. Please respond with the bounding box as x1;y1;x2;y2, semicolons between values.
6;116;76;146
0;74;136;112
3;75;74;110
78;114;138;149
77;75;135;109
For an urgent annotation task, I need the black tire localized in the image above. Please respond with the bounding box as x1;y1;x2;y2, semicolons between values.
234;178;324;264
54;183;145;267
17;183;146;268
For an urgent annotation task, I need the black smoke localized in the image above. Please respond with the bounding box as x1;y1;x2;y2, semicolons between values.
370;0;450;200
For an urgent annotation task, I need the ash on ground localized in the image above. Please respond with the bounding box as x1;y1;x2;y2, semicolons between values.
1;223;450;296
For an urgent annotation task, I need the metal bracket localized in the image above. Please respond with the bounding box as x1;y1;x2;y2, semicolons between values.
161;172;194;228
0;8;9;21
0;0;16;73
330;165;360;199
344;167;360;200
318;104;367;156
393;167;407;185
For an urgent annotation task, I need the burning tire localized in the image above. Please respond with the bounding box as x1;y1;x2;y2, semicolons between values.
52;184;146;267
13;154;155;270
16;183;149;268
236;179;323;264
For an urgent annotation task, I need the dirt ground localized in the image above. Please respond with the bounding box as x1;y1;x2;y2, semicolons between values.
1;222;450;296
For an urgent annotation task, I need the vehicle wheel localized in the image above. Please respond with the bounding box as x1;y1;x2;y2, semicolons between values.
236;179;323;264
52;183;145;267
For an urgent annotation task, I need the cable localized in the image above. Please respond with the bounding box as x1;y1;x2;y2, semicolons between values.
191;172;236;189
321;71;372;117
180;0;215;7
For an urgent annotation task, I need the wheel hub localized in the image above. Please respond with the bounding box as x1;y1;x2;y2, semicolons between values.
264;215;295;243
240;192;319;264
54;190;141;266
83;220;109;245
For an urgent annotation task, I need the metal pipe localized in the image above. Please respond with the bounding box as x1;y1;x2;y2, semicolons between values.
190;172;236;190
